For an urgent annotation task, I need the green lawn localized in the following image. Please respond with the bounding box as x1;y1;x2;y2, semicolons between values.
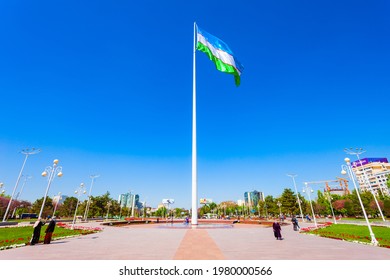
0;224;101;249
306;224;390;248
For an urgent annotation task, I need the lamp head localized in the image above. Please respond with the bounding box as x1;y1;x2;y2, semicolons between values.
0;182;3;187
42;171;48;177
344;158;350;163
57;172;63;177
53;159;59;165
341;169;347;175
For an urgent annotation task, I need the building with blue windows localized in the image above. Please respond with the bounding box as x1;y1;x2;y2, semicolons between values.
244;190;264;208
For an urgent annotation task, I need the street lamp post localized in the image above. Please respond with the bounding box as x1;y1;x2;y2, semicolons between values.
72;183;86;229
131;194;136;217
39;159;63;219
341;158;378;245
324;191;337;224
127;190;133;217
287;173;305;223
303;183;317;227
83;174;100;221
53;192;62;216
14;175;32;202
3;148;41;222
11;175;32;219
276;201;282;218
106;201;112;220
344;148;385;221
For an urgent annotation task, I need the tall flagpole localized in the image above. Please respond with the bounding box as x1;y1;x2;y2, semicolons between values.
192;22;198;226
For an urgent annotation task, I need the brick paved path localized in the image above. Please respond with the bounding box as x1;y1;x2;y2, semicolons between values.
1;222;389;260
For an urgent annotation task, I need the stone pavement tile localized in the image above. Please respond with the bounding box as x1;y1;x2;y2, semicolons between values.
1;221;390;260
207;223;390;260
0;224;187;260
174;228;225;260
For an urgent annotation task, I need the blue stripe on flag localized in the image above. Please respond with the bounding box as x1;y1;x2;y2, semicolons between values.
197;26;244;74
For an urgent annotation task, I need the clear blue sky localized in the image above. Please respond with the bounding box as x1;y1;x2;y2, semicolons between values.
0;0;389;209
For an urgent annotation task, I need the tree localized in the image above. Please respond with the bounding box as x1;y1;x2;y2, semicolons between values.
279;188;299;216
31;197;53;218
87;192;112;218
59;197;78;218
154;207;167;217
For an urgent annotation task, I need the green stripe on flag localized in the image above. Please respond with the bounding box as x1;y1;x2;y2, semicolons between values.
197;42;241;86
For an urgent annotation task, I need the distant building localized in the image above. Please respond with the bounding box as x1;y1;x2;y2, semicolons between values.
237;199;245;206
351;158;390;195
118;193;142;209
244;190;264;208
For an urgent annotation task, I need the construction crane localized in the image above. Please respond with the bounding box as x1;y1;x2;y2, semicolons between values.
305;178;350;195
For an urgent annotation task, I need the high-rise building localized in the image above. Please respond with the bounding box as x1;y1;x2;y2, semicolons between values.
244;190;264;208
351;158;390;195
118;193;141;208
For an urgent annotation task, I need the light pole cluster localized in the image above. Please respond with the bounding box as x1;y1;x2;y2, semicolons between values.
303;182;317;227
39;159;63;219
344;147;385;221
83;174;100;221
72;183;86;229
53;192;62;216
3;148;41;222
287;173;305;223
106;201;112;220
341;157;378;246
276;201;282;218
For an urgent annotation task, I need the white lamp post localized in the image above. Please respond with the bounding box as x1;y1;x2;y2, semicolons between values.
72;183;86;229
303;183;317;227
131;194;137;217
53;192;62;216
276;201;282;218
3;148;41;222
83;174;100;221
10;175;32;219
127;190;134;217
344;148;385;221
287;173;305;223
39;159;63;219
341;158;378;245
106;201;112;220
324;191;337;224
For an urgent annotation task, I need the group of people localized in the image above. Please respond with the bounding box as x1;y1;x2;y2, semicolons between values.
272;215;301;240
30;215;57;245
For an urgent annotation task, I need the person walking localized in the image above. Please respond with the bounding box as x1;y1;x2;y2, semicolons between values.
272;221;283;240
30;218;45;245
44;216;56;244
291;215;300;231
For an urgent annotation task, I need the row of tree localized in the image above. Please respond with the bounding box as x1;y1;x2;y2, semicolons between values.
1;186;390;220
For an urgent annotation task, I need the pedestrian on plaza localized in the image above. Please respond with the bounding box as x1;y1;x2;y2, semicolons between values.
30;218;45;245
306;214;311;222
272;221;283;240
291;215;300;231
44;215;57;244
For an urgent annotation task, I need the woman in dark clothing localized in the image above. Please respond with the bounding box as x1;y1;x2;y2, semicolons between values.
44;216;56;244
272;221;283;240
30;218;45;245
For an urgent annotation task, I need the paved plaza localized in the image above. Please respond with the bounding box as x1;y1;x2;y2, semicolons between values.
1;221;390;260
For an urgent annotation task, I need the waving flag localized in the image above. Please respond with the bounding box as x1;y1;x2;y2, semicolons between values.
196;26;244;86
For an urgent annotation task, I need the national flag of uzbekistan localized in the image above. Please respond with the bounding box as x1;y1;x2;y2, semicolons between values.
196;26;244;86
